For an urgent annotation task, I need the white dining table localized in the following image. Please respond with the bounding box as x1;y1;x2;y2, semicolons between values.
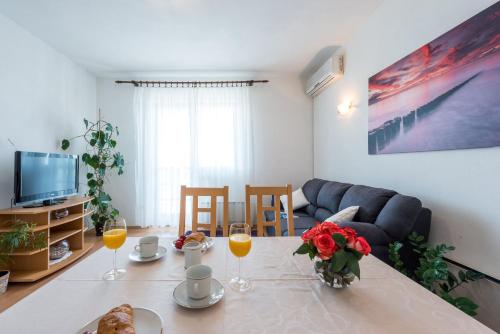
0;237;495;334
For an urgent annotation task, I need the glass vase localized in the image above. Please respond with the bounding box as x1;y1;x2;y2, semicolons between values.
314;260;356;288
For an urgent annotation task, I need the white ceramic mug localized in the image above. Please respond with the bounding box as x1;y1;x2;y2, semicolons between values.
186;264;212;300
183;241;203;269
134;235;159;258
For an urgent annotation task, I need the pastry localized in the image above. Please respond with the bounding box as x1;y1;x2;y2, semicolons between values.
185;231;205;243
97;304;135;334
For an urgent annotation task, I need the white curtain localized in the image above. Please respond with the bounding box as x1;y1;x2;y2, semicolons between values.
134;86;253;227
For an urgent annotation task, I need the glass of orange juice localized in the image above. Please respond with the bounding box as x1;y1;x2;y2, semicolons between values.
102;218;127;280
228;223;252;292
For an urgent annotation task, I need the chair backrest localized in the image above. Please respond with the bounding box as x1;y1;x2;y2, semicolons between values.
245;184;295;237
179;186;229;237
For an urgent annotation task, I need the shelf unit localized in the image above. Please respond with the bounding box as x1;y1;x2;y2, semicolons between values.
0;196;93;282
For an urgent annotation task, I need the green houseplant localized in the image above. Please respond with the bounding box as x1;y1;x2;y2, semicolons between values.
389;232;484;316
0;220;47;294
61;115;124;236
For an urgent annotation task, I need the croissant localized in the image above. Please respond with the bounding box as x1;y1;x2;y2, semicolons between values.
185;231;205;243
97;304;135;334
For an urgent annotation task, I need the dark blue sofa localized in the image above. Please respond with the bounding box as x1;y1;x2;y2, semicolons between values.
266;178;431;270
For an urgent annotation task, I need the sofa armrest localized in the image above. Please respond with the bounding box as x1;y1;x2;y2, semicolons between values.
374;194;422;241
412;207;431;241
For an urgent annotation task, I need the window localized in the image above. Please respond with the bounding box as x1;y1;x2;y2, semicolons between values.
134;86;253;227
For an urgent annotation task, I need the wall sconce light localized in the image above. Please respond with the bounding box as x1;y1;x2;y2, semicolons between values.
337;101;352;115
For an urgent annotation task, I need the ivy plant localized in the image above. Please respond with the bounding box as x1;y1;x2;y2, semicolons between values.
389;232;484;316
61;117;124;234
388;240;408;276
0;220;47;267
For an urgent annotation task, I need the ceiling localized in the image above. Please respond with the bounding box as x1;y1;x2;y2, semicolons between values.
0;0;382;76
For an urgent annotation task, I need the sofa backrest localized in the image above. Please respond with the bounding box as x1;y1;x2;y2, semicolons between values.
300;178;424;240
339;185;396;223
301;178;328;217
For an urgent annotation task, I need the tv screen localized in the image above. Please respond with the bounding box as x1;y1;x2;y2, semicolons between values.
15;151;79;205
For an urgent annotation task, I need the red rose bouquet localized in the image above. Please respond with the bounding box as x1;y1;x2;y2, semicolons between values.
293;221;371;288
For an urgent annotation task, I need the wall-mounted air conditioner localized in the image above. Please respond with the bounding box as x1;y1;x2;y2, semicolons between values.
305;54;344;96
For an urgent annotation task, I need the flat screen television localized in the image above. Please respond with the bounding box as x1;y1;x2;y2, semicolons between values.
14;151;79;206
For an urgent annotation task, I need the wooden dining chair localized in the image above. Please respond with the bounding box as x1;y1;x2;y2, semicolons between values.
179;186;229;237
245;184;295;237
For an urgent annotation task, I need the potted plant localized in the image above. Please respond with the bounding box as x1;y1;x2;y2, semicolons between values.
61;113;124;236
389;232;484;316
0;220;47;294
294;221;371;288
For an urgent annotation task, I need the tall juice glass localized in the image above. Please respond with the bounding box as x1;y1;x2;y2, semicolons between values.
102;218;127;280
228;223;252;292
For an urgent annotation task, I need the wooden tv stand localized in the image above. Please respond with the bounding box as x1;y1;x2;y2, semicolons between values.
0;196;93;282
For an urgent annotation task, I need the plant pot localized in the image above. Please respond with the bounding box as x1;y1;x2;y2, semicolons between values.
0;270;9;294
315;261;356;289
95;225;104;237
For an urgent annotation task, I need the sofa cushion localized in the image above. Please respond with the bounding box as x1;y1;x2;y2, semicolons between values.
304;204;317;217
324;206;359;223
280;187;309;211
301;179;328;206
314;208;334;222
375;194;422;240
316;181;352;213
338;185;397;223
338;221;393;246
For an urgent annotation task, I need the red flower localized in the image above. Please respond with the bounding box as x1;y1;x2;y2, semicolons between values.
313;234;336;260
343;227;358;248
318;221;340;235
349;236;371;256
301;223;321;243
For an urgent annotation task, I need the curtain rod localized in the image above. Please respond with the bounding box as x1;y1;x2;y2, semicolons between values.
115;80;269;88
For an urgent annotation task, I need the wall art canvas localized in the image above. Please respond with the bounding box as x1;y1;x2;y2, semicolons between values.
368;2;500;155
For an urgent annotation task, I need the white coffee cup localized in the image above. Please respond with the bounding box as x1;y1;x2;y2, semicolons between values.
134;235;159;258
186;264;212;300
183;241;203;269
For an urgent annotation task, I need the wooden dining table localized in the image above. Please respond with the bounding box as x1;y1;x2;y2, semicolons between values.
0;236;494;333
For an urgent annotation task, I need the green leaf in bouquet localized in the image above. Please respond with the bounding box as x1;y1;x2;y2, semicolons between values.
331;250;347;272
346;252;360;279
293;243;310;256
308;249;315;260
350;249;363;260
332;233;346;248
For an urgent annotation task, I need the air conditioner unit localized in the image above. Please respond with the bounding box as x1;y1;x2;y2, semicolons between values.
305;55;344;96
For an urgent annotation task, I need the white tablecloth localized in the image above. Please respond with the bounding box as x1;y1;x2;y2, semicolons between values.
0;237;494;334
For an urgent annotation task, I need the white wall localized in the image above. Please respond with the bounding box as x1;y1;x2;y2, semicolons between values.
0;13;96;207
97;73;313;226
313;0;499;329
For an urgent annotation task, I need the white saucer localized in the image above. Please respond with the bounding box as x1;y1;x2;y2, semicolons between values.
77;307;163;334
172;237;215;253
129;246;167;262
173;278;224;309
